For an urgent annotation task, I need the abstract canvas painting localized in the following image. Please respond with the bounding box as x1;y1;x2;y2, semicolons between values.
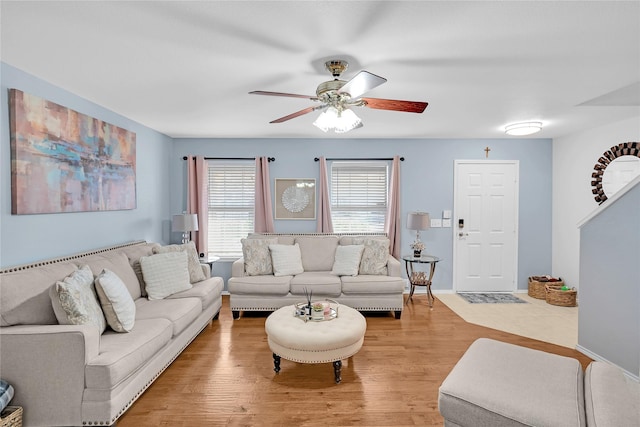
9;89;136;214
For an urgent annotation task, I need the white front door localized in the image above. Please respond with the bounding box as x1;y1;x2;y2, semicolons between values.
453;161;519;292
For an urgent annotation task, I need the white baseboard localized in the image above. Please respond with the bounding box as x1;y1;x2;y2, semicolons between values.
576;345;639;382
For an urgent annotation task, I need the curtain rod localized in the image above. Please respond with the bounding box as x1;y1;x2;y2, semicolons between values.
314;157;404;162
183;156;275;162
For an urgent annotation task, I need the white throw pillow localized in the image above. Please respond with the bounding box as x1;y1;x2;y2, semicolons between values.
153;241;206;283
140;252;192;300
269;243;304;277
331;245;365;276
242;238;278;276
354;238;390;275
49;265;107;334
94;268;136;332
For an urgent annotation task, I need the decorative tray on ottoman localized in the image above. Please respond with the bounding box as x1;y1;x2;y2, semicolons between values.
294;299;339;322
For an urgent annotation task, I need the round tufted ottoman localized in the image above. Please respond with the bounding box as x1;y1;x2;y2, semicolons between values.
265;304;367;383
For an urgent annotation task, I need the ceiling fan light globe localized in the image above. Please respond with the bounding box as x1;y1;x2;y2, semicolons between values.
334;108;362;133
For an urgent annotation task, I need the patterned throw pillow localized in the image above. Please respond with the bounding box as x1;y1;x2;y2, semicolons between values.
49;265;107;334
94;268;136;332
353;238;389;275
153;241;206;283
269;243;304;277
140;252;192;300
242;238;278;276
331;244;365;276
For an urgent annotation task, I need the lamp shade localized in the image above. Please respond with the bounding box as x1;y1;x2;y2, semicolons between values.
172;213;199;232
407;212;430;230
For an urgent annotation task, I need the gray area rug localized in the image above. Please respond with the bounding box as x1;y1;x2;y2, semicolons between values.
457;293;527;304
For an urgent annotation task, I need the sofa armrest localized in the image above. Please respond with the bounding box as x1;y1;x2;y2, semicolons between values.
387;255;402;277
231;257;246;277
200;263;211;279
0;324;100;425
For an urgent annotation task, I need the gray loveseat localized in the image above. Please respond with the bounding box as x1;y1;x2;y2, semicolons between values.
0;241;224;427
228;233;405;319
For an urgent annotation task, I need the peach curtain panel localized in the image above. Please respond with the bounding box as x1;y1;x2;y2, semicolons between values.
254;157;275;233
187;155;208;257
316;156;334;233
384;156;401;258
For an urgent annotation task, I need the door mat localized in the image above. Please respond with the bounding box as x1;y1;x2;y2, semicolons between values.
457;293;527;304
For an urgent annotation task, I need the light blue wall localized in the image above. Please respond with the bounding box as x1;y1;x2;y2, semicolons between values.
578;182;640;377
0;63;173;267
172;137;553;290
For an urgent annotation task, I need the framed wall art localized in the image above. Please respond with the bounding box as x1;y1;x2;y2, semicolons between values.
9;89;136;214
275;178;316;220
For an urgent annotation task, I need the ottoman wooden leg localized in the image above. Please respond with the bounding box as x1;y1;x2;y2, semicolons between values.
333;360;342;383
273;353;281;374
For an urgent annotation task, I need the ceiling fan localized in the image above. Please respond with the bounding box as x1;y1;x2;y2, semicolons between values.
249;60;428;133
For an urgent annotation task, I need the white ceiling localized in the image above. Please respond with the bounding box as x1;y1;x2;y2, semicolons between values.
1;1;639;139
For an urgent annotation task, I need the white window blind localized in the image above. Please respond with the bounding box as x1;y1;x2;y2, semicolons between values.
330;161;389;233
207;160;255;257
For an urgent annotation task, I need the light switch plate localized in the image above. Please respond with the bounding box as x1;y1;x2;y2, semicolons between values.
442;219;452;228
431;218;442;228
443;210;452;219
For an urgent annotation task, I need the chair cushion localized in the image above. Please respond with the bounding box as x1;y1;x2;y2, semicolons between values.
290;272;341;297
167;276;224;310
227;275;292;296
438;338;585;427
584;361;640;427
135;297;201;337
85;318;173;389
295;235;338;271
1;262;78;326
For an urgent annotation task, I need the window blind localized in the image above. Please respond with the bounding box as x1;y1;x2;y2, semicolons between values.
330;161;388;233
207;160;255;257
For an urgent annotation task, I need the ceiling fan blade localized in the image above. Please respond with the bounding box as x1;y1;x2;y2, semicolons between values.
269;106;320;123
250;90;318;101
338;71;387;98
361;97;428;113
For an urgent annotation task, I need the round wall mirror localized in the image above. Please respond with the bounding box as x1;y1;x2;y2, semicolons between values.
591;142;640;204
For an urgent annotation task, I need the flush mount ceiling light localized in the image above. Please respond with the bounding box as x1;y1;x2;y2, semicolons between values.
504;121;543;136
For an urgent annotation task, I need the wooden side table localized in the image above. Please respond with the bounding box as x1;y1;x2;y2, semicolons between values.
403;254;441;308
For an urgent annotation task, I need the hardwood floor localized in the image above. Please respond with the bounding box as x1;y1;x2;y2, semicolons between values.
118;295;592;427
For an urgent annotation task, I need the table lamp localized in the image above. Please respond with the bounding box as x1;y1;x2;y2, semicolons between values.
172;213;198;244
407;212;430;255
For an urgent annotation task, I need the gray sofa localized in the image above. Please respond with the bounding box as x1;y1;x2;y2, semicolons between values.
0;241;224;427
228;233;405;319
438;338;639;426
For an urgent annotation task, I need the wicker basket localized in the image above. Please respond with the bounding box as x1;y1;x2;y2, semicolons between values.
545;284;577;307
0;406;23;427
528;277;563;299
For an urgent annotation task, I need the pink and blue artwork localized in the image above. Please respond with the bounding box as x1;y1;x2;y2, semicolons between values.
9;89;136;214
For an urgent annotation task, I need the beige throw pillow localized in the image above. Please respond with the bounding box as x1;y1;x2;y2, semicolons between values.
242;238;278;276
49;265;107;334
153;241;206;283
94;269;136;332
269;243;304;277
140;252;192;300
353;238;389;275
331;245;365;276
